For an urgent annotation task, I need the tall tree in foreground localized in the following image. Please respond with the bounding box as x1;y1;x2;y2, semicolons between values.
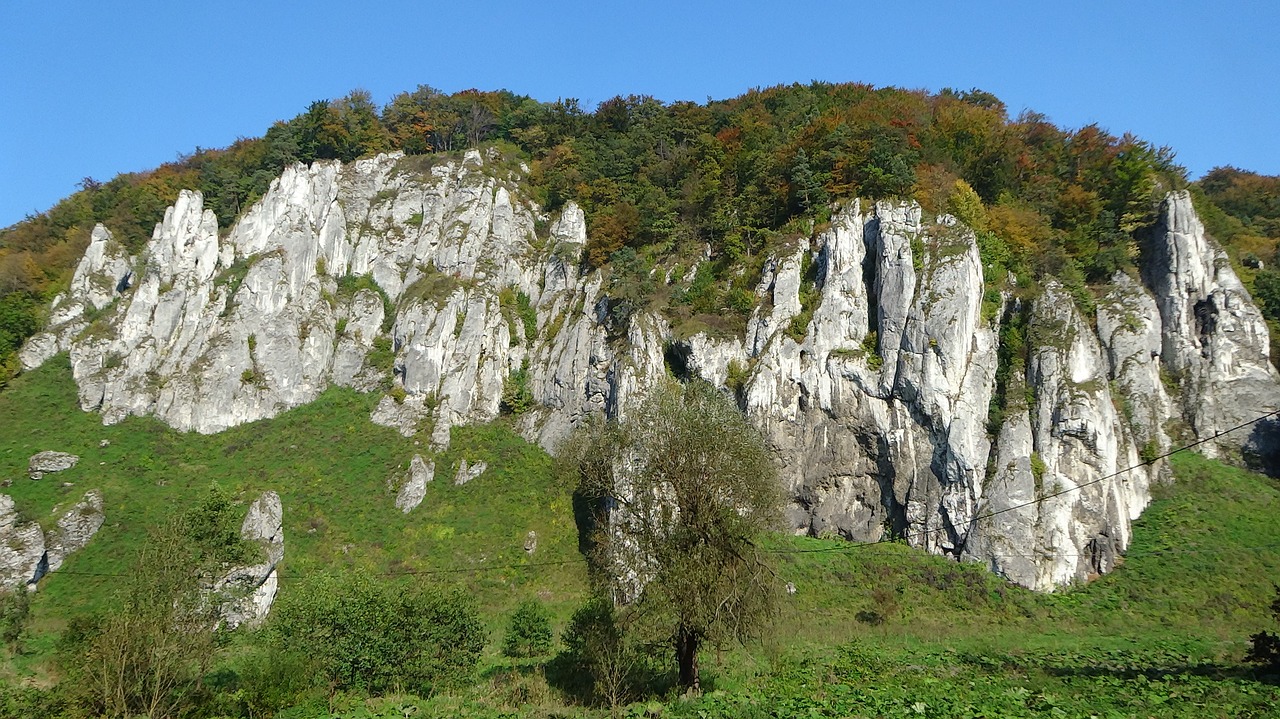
567;380;782;692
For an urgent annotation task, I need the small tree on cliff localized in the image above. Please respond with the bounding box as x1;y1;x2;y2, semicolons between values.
567;379;782;693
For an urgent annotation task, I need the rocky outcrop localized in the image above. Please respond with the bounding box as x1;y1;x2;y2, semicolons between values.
28;451;79;481
22;154;1280;590
1142;191;1280;464
45;490;105;574
0;496;46;589
211;491;283;628
19;225;135;371
452;459;488;486
395;454;434;512
962;283;1150;589
0;490;105;589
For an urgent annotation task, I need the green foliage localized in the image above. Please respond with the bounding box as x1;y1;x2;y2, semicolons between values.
0;81;1200;390
496;286;537;345
4;359;1280;715
517;291;537;342
1252;269;1280;321
367;335;395;374
0;589;30;650
1029;452;1047;481
568;380;781;690
181;482;253;564
57;518;222;719
501;599;553;658
336;274;396;333
786;250;821;343
548;596;661;708
499;360;534;415
860;330;882;370
268;571;486;697
945;179;988;232
725;359;749;395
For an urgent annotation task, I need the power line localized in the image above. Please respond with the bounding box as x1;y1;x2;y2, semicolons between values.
50;557;583;580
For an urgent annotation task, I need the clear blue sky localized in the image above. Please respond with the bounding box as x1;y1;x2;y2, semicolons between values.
2;1;1277;229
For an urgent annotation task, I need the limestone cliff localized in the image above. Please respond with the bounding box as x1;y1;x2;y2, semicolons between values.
21;153;1280;590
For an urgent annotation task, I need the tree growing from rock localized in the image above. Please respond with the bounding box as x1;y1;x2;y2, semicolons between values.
567;379;782;692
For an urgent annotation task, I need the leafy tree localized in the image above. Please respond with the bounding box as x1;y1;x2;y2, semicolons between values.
1254;270;1280;322
58;518;221;719
502;598;554;658
567;379;782;692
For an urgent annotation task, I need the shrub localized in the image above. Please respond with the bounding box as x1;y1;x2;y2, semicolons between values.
500;360;534;415
502;599;554;658
268;571;485;697
548;596;648;708
0;589;29;649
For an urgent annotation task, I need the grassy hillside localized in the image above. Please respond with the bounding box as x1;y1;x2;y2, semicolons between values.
1;358;1279;716
0;355;589;659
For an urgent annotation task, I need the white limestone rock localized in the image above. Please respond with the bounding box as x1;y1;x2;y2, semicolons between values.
964;282;1151;589
453;459;488;485
28;451;79;481
0;490;105;589
19;224;134;371
45;490;105;573
0;496;45;589
213;491;283;628
395;454;434;512
1142;191;1280;464
1097;272;1174;477
30;147;1280;592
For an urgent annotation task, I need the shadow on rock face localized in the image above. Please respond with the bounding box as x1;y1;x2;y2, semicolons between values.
1244;417;1280;477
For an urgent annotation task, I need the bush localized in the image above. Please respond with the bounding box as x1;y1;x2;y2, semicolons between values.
502;599;554;658
548;596;666;708
0;589;29;649
268;571;485;697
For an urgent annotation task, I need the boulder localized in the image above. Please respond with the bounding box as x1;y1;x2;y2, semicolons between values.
28;451;79;481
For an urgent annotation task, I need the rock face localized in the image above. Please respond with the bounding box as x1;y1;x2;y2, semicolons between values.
22;155;1280;590
211;491;283;628
1142;190;1280;464
0;490;105;589
28;451;79;481
20;225;135;371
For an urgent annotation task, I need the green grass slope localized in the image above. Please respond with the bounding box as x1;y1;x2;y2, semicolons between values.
0;355;588;663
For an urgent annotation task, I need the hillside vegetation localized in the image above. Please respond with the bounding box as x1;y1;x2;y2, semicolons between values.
4;81;1279;382
0;356;1278;716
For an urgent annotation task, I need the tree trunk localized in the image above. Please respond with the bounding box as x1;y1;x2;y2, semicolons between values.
675;625;701;693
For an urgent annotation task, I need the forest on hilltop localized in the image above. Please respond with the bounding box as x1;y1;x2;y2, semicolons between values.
2;82;1279;379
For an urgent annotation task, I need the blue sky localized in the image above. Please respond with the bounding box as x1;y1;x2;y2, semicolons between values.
2;1;1277;229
